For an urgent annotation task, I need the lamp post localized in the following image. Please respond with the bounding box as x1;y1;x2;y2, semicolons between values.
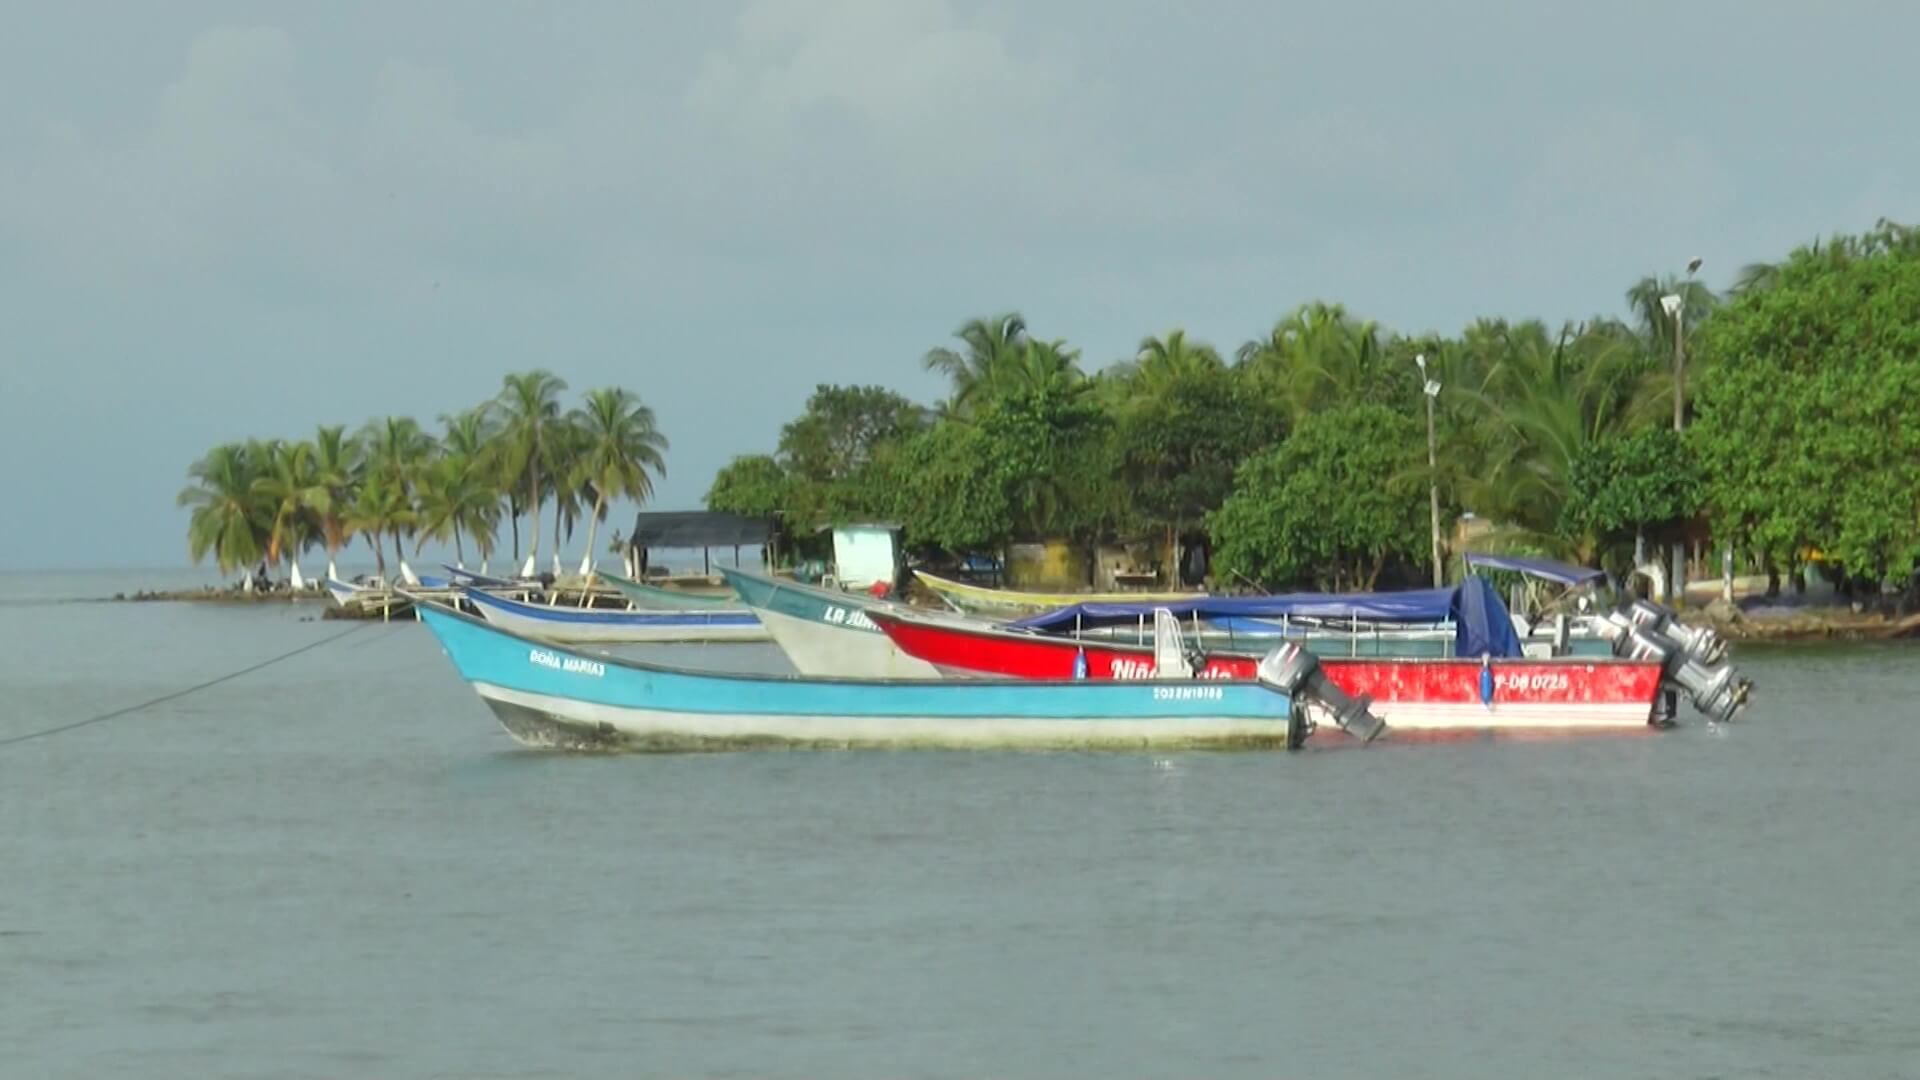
1415;353;1442;588
1660;256;1703;605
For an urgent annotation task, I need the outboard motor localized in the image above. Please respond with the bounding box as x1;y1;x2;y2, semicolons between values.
1258;642;1386;744
1598;603;1753;724
1623;600;1729;667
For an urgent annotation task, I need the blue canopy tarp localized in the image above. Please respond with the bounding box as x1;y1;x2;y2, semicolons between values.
1013;578;1525;659
1450;574;1524;658
1462;552;1605;587
1008;587;1459;634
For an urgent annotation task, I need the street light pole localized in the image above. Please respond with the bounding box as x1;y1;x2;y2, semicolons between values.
1416;353;1442;588
1660;257;1702;605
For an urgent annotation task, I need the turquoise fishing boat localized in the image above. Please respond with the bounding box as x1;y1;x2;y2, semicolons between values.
415;603;1330;751
719;566;942;678
600;569;740;611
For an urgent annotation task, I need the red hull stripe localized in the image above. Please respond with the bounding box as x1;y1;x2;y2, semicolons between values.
875;613;1664;709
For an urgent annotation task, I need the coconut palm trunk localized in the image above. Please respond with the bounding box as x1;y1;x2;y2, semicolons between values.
576;492;607;606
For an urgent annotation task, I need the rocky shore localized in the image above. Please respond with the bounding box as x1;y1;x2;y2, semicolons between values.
1693;599;1920;642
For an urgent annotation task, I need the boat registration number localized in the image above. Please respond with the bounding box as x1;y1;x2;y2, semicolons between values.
1493;671;1570;692
1152;685;1224;701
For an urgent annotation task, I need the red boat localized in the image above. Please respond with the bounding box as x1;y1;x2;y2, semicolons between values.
867;608;1669;739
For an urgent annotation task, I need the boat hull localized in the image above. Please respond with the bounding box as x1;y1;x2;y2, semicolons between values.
601;570;740;611
720;567;941;678
465;587;769;644
871;611;1666;737
418;605;1304;751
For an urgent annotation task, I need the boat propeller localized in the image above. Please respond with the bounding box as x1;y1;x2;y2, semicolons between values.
1257;642;1387;744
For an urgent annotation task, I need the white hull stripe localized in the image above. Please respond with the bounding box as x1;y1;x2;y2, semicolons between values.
474;683;1296;748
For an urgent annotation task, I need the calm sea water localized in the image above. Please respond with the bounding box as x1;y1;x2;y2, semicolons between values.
2;570;1917;1078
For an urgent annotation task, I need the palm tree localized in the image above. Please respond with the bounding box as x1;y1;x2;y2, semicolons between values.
414;453;500;569
496;371;569;573
251;439;328;582
312;425;362;581
179;443;269;577
1237;302;1394;423
1455;319;1650;560
437;406;501;568
359;416;436;579
923;313;1029;416
569;387;670;582
1107;329;1224;405
343;472;414;581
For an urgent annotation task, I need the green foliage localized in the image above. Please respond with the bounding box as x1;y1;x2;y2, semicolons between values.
705;455;789;518
883;387;1112;553
1691;227;1920;583
1559;427;1700;555
1111;358;1285;536
779;385;926;484
183;369;673;579
178;443;269;574
775;384;927;526
1208;405;1428;590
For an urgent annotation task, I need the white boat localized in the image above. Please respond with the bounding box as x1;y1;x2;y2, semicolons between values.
718;567;941;678
463;587;769;644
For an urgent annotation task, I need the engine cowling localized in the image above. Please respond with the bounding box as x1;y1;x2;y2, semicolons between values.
1258;642;1386;744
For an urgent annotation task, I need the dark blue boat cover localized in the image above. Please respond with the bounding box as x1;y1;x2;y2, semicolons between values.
1010;588;1460;633
1461;551;1605;586
1450;574;1524;658
1013;578;1525;659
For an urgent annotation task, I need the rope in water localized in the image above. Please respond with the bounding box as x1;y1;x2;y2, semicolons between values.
0;621;374;748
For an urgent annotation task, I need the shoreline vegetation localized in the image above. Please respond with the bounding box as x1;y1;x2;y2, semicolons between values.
167;222;1920;643
175;371;667;588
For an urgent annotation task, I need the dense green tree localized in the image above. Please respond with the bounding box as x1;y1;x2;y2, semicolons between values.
705;454;789;518
1208;404;1428;590
1110;353;1285;545
1690;226;1920;587
1559;427;1700;569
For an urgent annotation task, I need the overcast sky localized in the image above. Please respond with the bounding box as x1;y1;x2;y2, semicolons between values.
3;1;1914;569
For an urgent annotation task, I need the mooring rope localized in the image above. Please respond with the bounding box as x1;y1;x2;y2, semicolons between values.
0;621;374;748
